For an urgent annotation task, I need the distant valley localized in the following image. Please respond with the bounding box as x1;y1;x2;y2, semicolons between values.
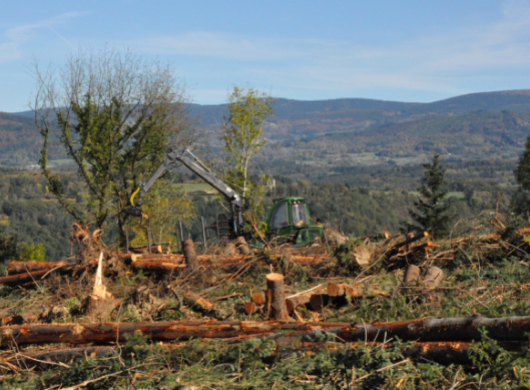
4;89;530;182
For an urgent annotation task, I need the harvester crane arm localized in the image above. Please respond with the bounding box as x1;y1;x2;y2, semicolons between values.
130;148;245;236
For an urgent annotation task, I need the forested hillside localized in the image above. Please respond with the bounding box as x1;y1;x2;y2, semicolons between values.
8;89;530;172
257;110;530;182
0;112;67;168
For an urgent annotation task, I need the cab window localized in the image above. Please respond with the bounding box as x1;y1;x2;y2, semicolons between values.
269;202;289;230
292;202;308;227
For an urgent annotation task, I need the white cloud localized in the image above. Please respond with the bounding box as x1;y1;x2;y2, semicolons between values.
135;0;530;97
136;31;329;61
0;12;88;64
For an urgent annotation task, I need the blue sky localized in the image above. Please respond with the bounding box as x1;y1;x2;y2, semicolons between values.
1;0;530;112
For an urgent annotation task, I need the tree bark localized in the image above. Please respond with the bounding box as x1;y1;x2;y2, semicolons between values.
266;273;288;320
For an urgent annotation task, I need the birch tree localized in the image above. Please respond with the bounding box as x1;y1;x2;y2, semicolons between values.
221;87;274;216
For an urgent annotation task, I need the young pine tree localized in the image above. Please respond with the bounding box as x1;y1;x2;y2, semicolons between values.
405;154;453;238
511;134;530;217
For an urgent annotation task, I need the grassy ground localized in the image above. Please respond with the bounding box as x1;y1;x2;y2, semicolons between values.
2;237;530;388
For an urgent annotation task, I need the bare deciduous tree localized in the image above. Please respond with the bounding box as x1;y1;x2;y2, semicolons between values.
32;47;204;244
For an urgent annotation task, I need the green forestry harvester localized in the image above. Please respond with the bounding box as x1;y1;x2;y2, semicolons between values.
123;148;324;247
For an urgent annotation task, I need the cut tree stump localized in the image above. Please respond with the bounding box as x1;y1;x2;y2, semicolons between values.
403;264;421;286
252;292;266;305
309;294;331;312
423;266;444;289
235;236;251;256
352;246;371;268
327;284;348;297
285;295;311;314
84;253;114;322
183;239;198;271
266;273;288;320
245;302;258;314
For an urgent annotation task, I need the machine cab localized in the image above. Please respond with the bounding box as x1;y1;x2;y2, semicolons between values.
266;197;322;245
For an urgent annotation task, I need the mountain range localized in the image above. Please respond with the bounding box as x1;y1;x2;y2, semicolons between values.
3;89;530;172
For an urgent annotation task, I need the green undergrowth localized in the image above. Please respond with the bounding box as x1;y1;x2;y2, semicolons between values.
4;331;530;389
3;255;530;388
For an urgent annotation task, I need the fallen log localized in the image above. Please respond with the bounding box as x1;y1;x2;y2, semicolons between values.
0;320;348;346
7;261;69;275
334;316;530;343
130;261;186;273
126;254;185;263
130;245;164;254
0;270;48;286
0;266;74;286
183;291;215;312
124;253;327;273
327;284;390;299
392;232;429;250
